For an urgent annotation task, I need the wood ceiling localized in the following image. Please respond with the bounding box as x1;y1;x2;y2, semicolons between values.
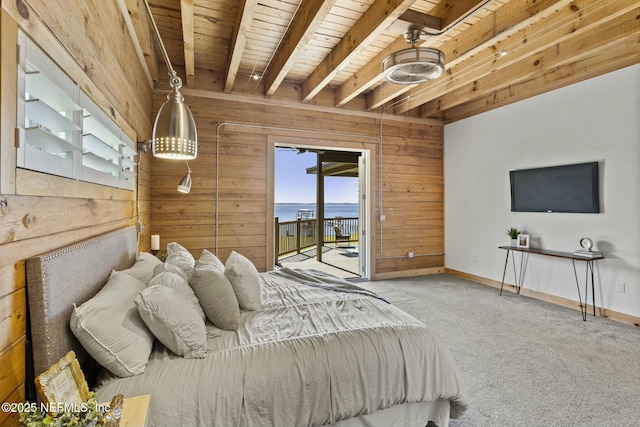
132;0;640;123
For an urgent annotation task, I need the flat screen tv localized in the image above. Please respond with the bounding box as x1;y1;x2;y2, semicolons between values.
510;162;600;213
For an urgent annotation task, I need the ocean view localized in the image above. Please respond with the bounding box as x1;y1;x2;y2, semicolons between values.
275;203;358;222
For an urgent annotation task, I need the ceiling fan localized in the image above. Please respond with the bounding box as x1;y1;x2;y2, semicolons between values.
382;1;498;85
382;28;445;85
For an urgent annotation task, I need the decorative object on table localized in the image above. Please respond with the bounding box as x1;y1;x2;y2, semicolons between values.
580;237;594;250
151;234;160;256
21;351;125;427
19;391;116;427
34;351;89;411
157;250;168;262
98;394;124;427
516;234;530;249
505;227;520;246
573;237;603;258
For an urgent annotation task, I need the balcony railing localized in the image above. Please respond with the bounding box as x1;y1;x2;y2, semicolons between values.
275;217;358;262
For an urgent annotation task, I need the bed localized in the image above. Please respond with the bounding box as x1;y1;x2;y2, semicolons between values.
26;226;468;427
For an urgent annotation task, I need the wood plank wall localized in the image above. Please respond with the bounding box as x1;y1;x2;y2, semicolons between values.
0;1;151;425
151;89;445;277
0;2;444;423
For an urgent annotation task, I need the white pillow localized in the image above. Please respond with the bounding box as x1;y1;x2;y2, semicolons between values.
70;271;154;377
118;252;162;285
198;248;225;272
149;265;205;321
135;285;207;359
190;261;240;331
224;251;262;311
165;242;196;277
153;262;189;281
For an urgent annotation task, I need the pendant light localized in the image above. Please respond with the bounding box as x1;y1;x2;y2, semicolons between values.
177;162;192;194
143;0;197;160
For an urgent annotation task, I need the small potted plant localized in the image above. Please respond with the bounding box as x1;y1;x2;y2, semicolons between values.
506;227;520;246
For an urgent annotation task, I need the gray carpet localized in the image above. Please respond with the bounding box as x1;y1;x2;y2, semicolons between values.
359;274;640;427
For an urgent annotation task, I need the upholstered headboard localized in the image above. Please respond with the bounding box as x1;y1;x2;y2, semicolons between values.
25;226;138;377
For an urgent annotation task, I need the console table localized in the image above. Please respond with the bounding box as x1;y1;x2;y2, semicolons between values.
498;246;604;321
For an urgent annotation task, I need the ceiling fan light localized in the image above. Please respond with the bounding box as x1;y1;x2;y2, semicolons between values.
383;47;445;84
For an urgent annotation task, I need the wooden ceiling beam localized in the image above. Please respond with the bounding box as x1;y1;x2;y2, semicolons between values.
429;0;490;30
300;0;417;103
180;0;195;87
440;32;640;123
264;0;337;96
421;22;640;119
424;22;640;118
224;0;258;93
136;0;637;123
394;0;637;114
368;0;568;111
386;9;442;34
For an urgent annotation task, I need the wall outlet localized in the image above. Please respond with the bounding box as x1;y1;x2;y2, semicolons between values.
616;282;626;293
407;252;414;258
380;214;386;221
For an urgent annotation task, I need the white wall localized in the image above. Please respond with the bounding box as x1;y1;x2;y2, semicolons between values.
444;64;640;317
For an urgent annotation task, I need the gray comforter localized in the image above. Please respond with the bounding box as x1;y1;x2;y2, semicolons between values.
95;268;468;426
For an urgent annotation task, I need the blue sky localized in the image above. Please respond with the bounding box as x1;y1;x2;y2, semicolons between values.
275;148;359;203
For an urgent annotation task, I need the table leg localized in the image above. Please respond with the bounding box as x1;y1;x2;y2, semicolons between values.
511;254;518;293
500;250;510;296
517;252;526;294
500;250;526;295
587;260;596;317
572;260;586;321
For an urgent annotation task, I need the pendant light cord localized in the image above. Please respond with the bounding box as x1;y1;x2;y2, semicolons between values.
142;0;181;86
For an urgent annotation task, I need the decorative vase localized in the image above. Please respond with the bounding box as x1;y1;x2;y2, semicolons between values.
511;239;518;246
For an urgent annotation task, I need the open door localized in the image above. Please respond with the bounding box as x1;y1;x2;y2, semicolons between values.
358;152;368;278
274;145;369;280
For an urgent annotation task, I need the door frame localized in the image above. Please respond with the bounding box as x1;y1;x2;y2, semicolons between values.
269;137;371;279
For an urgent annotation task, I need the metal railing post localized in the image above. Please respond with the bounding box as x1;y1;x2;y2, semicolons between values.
274;217;280;264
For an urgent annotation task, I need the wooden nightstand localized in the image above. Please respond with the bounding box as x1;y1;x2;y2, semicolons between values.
102;394;150;427
120;394;150;427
